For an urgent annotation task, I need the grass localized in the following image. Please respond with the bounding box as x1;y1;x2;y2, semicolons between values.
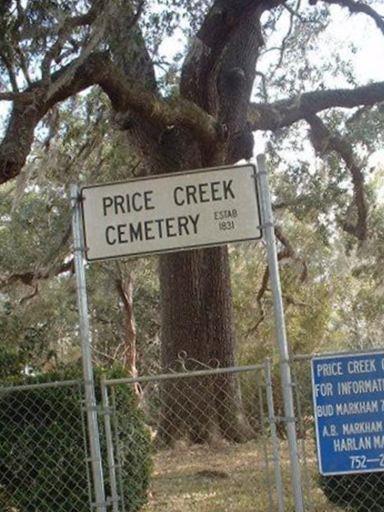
142;438;345;512
0;436;346;511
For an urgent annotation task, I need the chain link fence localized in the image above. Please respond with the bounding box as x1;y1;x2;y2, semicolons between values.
2;354;384;512
0;379;92;512
102;360;286;512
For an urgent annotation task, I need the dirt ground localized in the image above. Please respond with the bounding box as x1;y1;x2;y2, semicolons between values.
142;439;342;512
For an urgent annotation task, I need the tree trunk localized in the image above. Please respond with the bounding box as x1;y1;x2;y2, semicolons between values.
116;273;137;372
156;5;264;445
158;246;251;444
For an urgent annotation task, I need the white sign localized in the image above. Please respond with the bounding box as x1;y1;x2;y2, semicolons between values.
81;164;261;261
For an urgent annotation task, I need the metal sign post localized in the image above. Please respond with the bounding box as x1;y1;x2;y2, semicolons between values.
70;184;107;512
257;154;304;512
264;359;285;512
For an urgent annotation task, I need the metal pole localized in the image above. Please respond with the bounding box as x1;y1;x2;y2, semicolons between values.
70;184;107;512
101;376;120;512
256;155;304;512
264;359;285;512
256;368;274;512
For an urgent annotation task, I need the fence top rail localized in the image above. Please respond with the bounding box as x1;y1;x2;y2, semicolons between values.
103;363;265;386
0;379;81;393
293;347;384;362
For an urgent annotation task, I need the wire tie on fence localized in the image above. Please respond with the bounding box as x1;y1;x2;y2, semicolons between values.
281;381;297;388
73;245;85;252
260;222;275;229
101;406;114;416
106;496;121;504
91;500;109;509
252;170;268;177
83;405;100;413
86;456;103;464
275;415;297;423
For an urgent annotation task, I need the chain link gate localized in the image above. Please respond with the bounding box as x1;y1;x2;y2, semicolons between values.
67;156;304;511
101;361;286;512
0;362;286;512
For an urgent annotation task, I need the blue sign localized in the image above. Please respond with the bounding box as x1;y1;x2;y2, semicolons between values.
312;351;384;475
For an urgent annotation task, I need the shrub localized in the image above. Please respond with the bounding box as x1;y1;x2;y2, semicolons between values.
0;367;151;512
0;349;24;378
320;473;384;512
107;368;152;511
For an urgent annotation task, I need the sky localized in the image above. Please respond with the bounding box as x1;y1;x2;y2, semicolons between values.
319;5;384;83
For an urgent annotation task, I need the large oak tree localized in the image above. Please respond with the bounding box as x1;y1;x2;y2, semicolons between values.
1;0;383;440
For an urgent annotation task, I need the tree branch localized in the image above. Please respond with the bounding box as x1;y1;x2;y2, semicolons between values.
269;0;300;82
0;52;219;185
19;283;39;304
182;0;250;106
249;81;384;130
275;226;308;282
321;0;384;36
248;226;307;335
180;0;285;165
0;259;74;289
306;114;368;240
17;0;106;42
180;0;282;113
0;52;19;92
0;91;36;101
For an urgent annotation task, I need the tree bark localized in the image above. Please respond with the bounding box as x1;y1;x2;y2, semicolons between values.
116;273;137;374
156;3;265;445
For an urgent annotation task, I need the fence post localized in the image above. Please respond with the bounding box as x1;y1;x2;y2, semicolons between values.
101;376;120;512
256;155;304;512
264;359;285;512
256;368;274;512
70;184;107;512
